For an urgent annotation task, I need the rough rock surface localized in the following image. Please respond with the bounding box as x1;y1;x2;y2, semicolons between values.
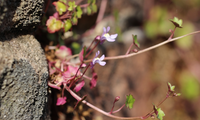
0;0;50;120
0;35;49;120
0;0;44;34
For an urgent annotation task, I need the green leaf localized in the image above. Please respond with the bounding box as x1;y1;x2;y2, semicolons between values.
87;6;92;15
167;82;175;92
170;17;183;28
175;22;194;49
125;94;135;109
87;0;91;4
92;0;96;4
59;0;67;4
76;6;83;18
46;16;63;33
54;1;67;15
72;17;78;25
179;71;200;100
91;4;97;13
176;93;181;96
132;35;140;48
64;19;72;32
72;42;81;54
157;108;165;120
68;1;77;11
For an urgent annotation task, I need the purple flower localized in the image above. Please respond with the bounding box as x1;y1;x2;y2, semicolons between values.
91;51;106;68
100;26;118;43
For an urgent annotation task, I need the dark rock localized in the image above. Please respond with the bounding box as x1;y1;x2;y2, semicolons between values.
0;35;50;120
0;0;44;34
0;0;49;118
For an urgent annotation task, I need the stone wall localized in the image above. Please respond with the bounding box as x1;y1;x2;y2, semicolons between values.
0;0;49;119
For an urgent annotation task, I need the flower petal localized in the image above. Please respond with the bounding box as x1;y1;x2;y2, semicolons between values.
103;27;106;32
99;55;105;61
106;26;110;32
106;37;115;42
96;50;100;57
110;34;118;39
99;61;106;66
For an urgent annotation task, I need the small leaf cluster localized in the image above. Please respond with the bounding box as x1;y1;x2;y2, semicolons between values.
46;0;84;33
87;0;97;15
170;17;183;28
153;105;165;120
168;82;181;96
125;94;135;109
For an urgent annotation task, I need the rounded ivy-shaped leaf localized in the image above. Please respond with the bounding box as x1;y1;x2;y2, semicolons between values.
125;94;135;109
64;19;72;32
59;0;67;4
72;17;78;25
170;17;183;28
91;4;97;13
68;1;77;11
53;1;67;15
46;16;63;33
76;6;83;18
87;6;92;15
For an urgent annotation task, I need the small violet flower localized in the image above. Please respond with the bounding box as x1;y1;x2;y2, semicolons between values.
100;26;118;43
91;51;106;68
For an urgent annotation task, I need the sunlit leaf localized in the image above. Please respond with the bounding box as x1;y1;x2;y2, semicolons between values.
179;71;200;100
59;0;67;4
68;1;77;11
87;6;92;15
64;19;72;32
76;6;83;18
175;22;194;49
46;16;63;33
71;42;81;54
72;17;78;25
125;94;135;109
91;4;97;13
53;1;67;15
170;17;183;28
157;108;165;120
92;0;96;4
87;0;91;4
167;82;175;92
132;35;140;48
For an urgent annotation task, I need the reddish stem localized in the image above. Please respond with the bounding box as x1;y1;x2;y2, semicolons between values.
80;3;89;8
44;0;51;13
168;27;177;40
125;43;134;55
83;30;200;63
111;104;125;114
96;0;107;24
85;40;100;58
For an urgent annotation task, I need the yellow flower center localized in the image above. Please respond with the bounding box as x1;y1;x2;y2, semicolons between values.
103;33;109;37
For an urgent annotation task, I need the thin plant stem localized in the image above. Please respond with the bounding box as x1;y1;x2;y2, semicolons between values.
96;0;107;24
67;88;143;120
44;0;51;13
112;104;126;114
85;40;100;58
125;43;134;55
80;3;89;8
168;27;176;40
83;30;200;63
